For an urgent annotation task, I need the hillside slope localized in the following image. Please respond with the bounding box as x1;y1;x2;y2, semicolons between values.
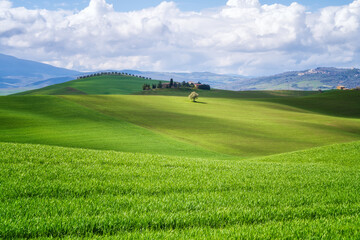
16;72;320;98
2;90;360;158
16;75;166;95
65;93;360;157
271;90;360;118
259;140;360;166
0;95;224;159
1;141;360;238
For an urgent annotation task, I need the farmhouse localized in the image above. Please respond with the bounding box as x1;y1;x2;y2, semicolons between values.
162;83;171;88
337;85;348;90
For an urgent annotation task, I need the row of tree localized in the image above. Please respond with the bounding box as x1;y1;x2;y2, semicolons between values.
77;72;152;80
142;82;170;90
143;79;210;90
197;84;211;90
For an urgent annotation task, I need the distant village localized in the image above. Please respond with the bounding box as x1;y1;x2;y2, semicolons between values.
336;85;360;90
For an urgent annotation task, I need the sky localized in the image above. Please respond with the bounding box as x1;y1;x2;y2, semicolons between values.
8;0;355;12
1;0;360;75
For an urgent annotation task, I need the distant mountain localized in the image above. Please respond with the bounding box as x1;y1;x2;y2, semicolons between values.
0;53;80;92
224;67;360;91
27;77;76;88
3;52;360;95
0;53;248;95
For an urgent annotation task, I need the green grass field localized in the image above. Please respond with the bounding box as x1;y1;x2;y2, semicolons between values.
63;91;360;157
1;75;360;238
136;88;318;98
1;141;360;238
15;74;319;98
15;75;167;95
0;95;223;159
2;92;360;158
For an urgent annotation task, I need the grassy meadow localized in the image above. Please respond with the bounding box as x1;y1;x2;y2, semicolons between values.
1;141;360;238
16;74;318;98
16;75;166;95
0;95;222;159
1;75;360;238
64;91;360;157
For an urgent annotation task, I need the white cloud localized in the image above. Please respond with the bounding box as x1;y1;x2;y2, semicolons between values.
1;0;360;75
226;0;260;8
0;0;11;9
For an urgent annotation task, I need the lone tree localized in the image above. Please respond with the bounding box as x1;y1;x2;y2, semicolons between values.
189;91;199;102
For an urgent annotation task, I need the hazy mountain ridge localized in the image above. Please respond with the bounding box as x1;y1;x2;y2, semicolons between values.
0;53;247;94
0;54;80;92
2;53;360;95
225;67;360;91
110;67;360;91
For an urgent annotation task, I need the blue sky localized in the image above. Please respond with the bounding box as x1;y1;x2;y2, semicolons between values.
9;0;355;11
2;0;360;75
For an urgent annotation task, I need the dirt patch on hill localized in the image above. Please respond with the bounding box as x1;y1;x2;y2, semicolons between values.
53;87;87;95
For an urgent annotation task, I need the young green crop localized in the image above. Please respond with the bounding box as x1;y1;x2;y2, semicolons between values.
1;92;360;158
65;92;360;157
0;95;225;159
1;141;360;239
3;75;360;239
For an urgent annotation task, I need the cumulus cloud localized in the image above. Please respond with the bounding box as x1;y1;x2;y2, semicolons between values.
1;0;360;75
226;0;260;8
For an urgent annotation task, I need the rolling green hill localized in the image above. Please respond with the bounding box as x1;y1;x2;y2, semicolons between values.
1;141;360;238
15;72;321;98
0;95;224;159
64;91;360;157
2;78;360;239
15;75;166;95
271;90;360;118
1;90;360;158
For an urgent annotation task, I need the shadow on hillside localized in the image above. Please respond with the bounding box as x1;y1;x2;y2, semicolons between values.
269;91;360;118
194;101;207;104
